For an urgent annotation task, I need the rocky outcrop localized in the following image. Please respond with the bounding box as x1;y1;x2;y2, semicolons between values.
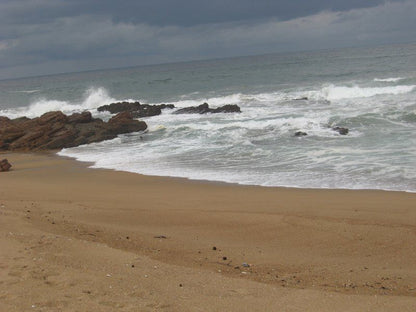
97;101;174;118
97;101;240;117
173;103;241;114
0;159;11;172
0;111;147;151
67;111;93;123
97;101;141;113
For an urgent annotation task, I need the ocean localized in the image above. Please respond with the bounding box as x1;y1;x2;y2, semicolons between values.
1;43;416;192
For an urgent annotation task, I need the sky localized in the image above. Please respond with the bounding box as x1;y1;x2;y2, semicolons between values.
0;0;415;80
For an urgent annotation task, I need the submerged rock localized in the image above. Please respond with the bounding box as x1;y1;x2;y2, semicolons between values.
212;104;241;113
0;111;147;151
0;159;12;172
294;131;308;137
173;103;241;114
332;126;349;135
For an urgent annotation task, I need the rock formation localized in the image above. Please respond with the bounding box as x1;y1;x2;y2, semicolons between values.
98;101;241;116
97;101;174;118
173;103;241;114
0;159;11;172
0;111;147;151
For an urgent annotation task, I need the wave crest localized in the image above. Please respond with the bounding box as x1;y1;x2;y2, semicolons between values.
1;87;115;118
315;84;415;101
374;77;404;82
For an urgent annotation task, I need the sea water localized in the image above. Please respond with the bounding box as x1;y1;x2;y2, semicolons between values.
1;43;415;192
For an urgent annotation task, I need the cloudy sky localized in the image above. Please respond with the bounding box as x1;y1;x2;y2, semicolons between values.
0;0;415;79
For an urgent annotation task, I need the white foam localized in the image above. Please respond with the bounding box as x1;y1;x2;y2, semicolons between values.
152;83;415;112
313;84;415;101
9;90;40;94
59;144;416;193
374;77;404;82
165;93;244;108
57;93;416;193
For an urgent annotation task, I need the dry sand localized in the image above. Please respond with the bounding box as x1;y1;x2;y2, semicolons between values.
0;152;415;311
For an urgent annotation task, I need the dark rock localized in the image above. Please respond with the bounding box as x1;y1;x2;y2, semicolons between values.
37;111;68;125
174;103;210;114
294;131;308;137
42;128;80;150
107;112;147;135
97;101;142;114
0;159;12;172
212;246;217;250
294;97;308;101
0;116;12;126
0;110;147;151
108;111;134;123
154;235;167;239
9;129;50;150
67;111;92;123
130;105;162;118
211;104;241;113
11;116;31;124
159;104;175;109
97;101;175;118
135;104;174;118
174;103;241;114
0;126;25;144
332;127;349;135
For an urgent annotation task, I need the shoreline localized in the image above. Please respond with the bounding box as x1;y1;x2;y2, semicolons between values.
55;150;416;194
1;152;416;311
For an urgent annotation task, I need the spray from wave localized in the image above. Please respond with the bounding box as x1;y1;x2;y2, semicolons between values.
0;87;115;119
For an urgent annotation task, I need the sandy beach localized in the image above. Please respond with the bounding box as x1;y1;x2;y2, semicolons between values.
0;152;415;311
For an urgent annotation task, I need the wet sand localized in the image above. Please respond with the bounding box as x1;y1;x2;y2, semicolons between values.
0;152;415;311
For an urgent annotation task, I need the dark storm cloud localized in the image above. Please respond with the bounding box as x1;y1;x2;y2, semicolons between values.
0;0;415;79
0;0;405;27
69;0;402;26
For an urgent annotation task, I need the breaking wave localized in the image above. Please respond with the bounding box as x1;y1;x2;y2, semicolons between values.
313;84;415;101
0;87;115;119
374;77;404;82
9;89;40;94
